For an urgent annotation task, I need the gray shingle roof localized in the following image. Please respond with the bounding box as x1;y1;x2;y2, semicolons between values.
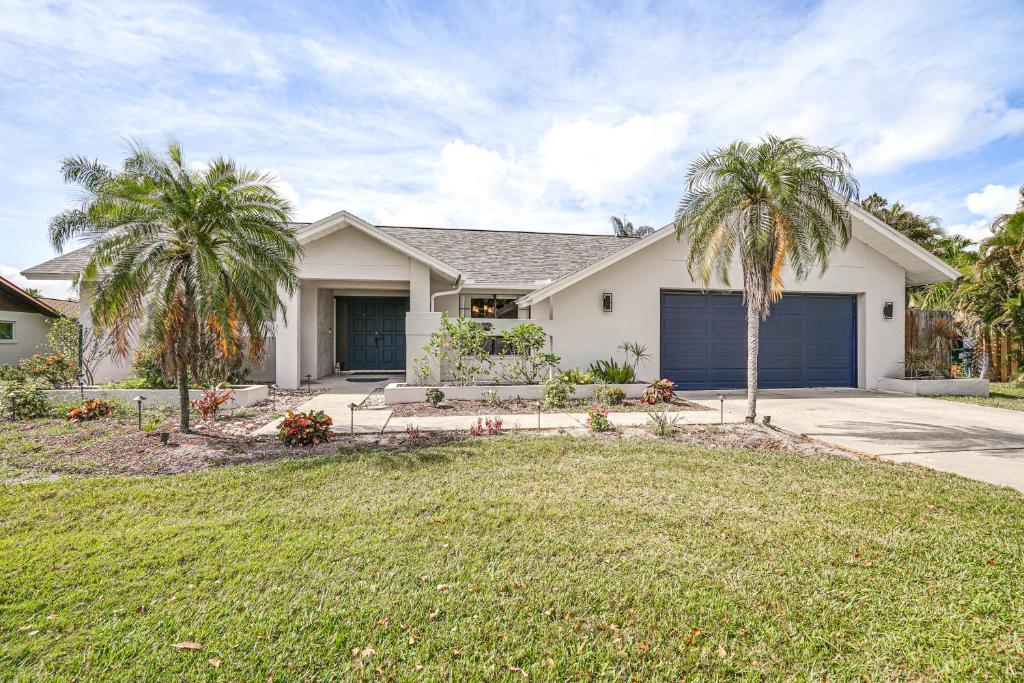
23;225;636;288
377;226;633;285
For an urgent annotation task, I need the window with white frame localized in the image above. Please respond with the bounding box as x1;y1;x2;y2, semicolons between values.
0;321;13;341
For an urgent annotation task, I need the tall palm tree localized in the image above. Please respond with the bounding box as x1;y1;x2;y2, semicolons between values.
49;139;301;432
675;134;859;421
860;192;945;249
610;215;655;238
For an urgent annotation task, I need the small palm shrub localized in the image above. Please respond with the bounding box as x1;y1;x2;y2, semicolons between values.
646;408;681;436
560;367;594;385
67;398;114;423
278;410;333;446
425;388;445;407
593;384;626;406
641;378;677;405
542;375;573;409
586;405;612;432
589;358;635;384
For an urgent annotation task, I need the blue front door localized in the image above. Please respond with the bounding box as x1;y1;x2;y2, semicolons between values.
347;298;409;371
660;292;857;390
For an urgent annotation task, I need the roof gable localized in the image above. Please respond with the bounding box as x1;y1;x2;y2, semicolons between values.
0;276;62;317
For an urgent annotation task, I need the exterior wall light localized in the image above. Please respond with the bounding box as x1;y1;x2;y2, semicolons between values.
602;292;613;313
883;301;894;319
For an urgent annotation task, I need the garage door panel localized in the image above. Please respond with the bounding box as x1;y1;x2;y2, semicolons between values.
661;292;856;390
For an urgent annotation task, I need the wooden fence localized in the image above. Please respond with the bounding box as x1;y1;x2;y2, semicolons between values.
906;309;1020;381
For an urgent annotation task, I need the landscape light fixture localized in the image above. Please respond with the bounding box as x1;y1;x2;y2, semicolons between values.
349;402;358;435
77;373;86;402
718;394;725;425
270;383;278;411
133;395;146;430
304;374;313;394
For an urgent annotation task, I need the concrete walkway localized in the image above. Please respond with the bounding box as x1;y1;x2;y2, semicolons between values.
684;388;1024;492
253;374;398;435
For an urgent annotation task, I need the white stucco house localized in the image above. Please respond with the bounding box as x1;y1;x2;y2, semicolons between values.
22;204;958;390
0;275;73;368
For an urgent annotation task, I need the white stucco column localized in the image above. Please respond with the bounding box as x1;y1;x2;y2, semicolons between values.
409;259;431;312
275;285;302;389
299;281;318;381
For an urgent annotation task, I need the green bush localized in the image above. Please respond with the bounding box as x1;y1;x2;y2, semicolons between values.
1;381;50;419
593;384;626;406
588;358;636;384
500;322;560;384
425;388;445;407
415;313;491;385
586;405;612;432
277;410;334;446
646;407;681;436
542;375;572;409
20;352;77;388
0;364;25;382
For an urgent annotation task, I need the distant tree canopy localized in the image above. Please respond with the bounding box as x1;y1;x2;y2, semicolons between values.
610;216;654;238
861;192;946;249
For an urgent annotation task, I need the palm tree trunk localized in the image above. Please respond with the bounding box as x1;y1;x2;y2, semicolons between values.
178;365;190;433
745;303;759;423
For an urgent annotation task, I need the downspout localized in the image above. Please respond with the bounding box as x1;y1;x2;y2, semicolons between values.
430;275;463;312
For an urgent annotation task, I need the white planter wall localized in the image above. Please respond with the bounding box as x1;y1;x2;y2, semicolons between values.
384;382;644;404
877;377;989;397
40;384;269;409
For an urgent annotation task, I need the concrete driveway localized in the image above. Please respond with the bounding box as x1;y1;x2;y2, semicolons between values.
684;388;1024;492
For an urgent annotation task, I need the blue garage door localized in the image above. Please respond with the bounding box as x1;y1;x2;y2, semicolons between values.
661;292;856;390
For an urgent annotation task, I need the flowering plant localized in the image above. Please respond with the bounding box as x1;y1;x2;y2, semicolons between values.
277;410;333;446
586;405;611;432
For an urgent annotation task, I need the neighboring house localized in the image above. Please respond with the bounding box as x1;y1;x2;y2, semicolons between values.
23;206;958;389
0;276;68;367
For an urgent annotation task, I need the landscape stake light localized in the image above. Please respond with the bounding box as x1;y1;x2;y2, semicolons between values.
133;395;146;430
77;373;86;402
349;402;358;435
305;374;313;394
719;394;725;425
270;383;278;411
536;401;542;430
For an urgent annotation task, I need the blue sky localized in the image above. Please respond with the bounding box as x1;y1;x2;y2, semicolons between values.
2;0;1024;298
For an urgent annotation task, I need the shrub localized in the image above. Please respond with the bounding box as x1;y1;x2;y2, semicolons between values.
20;352;77;388
618;341;651;369
425;388;445;407
67;398;114;423
560;367;594;385
129;340;174;389
641;378;677;405
594;384;626;406
405;424;422;439
542;374;572;409
646;408;681;436
0;364;25;382
483;389;504;408
589;358;636;384
277;410;333;446
469;417;503;436
1;381;49;419
586;405;611;432
500;322;561;384
191;385;235;420
416;313;491;385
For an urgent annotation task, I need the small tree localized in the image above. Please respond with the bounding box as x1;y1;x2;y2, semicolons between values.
415;313;491;385
500;322;560;383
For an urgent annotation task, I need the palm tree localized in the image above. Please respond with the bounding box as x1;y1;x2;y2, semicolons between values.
675;134;859;421
49;139;301;432
22;287;43;298
861;192;945;249
610;216;654;238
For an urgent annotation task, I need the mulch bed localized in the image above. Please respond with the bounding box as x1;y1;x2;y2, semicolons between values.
380;395;710;417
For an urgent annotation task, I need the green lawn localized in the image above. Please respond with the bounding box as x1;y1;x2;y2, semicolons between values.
934;381;1024;411
2;437;1023;680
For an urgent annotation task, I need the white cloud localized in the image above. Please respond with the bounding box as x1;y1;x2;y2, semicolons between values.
0;265;75;300
945;219;992;242
966;184;1021;218
539;114;688;205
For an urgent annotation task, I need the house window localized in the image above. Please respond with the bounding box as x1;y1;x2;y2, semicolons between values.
0;321;13;341
459;295;520;319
